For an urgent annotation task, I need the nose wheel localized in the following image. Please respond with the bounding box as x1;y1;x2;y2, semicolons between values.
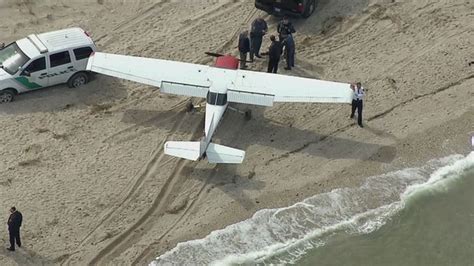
186;101;194;112
186;101;206;113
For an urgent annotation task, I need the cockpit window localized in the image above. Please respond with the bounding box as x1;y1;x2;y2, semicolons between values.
0;42;30;75
206;92;227;106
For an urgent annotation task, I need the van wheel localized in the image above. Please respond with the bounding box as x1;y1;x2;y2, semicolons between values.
0;89;15;103
302;0;316;18
68;72;89;88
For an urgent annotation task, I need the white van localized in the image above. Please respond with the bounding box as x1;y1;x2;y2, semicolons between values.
0;27;97;103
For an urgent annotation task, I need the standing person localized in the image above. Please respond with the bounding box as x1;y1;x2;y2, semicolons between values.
238;30;250;69
277;16;296;40
266;35;283;74
7;207;22;251
282;34;295;70
350;82;365;127
249;17;268;60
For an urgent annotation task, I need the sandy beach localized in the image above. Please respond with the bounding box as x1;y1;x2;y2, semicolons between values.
0;0;473;264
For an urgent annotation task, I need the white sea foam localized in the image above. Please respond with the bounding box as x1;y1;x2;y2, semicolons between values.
150;153;474;265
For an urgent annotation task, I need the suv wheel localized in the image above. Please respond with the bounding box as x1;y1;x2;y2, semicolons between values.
302;0;317;18
68;72;89;88
0;89;15;103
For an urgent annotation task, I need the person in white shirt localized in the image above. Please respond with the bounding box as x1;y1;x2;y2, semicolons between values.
350;82;364;127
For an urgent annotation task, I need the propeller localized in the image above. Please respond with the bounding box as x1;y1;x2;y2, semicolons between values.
205;52;224;57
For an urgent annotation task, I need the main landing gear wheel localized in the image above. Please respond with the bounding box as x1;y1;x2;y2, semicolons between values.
244;109;252;121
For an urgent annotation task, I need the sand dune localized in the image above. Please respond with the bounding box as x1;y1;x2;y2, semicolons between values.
0;0;473;264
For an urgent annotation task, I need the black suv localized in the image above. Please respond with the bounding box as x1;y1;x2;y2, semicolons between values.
255;0;317;18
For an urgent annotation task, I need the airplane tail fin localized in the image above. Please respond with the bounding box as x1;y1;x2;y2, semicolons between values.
164;141;203;161
206;143;245;164
164;141;245;164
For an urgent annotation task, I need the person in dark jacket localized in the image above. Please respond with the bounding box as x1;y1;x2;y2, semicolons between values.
277;16;296;40
249;17;268;61
7;207;22;251
282;34;295;70
266;35;283;73
350;82;365;127
238;30;250;69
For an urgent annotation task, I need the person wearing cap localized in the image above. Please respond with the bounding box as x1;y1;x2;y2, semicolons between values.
266;35;283;73
6;207;22;251
249;17;268;61
277;16;296;40
350;82;365;127
238;30;251;69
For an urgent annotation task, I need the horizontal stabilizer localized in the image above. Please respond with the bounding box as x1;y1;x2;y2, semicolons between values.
164;141;202;161
206;143;245;164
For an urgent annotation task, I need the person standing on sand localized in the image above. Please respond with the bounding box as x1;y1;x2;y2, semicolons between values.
282;34;295;70
266;35;283;74
350;82;365;127
238;30;250;69
7;207;22;251
277;16;296;40
249;17;268;61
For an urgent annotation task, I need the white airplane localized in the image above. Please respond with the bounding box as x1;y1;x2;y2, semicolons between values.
86;52;353;164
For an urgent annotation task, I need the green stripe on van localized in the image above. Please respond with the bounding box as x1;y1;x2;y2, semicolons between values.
14;77;42;89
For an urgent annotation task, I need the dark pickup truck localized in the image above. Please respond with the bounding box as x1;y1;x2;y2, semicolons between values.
255;0;317;18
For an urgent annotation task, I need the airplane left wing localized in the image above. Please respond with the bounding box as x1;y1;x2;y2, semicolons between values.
228;70;353;106
87;52;211;97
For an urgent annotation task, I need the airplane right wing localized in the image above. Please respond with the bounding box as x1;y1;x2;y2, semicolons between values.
87;52;211;98
228;70;353;106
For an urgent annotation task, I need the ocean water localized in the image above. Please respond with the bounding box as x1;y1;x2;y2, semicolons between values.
150;152;474;265
296;161;474;266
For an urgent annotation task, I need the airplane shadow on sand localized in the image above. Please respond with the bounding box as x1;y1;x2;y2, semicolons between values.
120;105;396;210
183;164;266;211
120;105;396;164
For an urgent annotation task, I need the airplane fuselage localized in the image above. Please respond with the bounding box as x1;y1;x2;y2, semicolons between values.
201;66;237;154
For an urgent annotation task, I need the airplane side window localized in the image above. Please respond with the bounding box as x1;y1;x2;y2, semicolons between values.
207;92;218;105
216;93;227;106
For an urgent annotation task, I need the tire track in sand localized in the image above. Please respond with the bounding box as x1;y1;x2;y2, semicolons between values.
64;4;260;264
132;126;246;265
61;105;196;265
94;0;172;43
87;116;204;265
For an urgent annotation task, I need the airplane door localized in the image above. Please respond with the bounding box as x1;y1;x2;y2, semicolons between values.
48;50;75;85
16;56;49;90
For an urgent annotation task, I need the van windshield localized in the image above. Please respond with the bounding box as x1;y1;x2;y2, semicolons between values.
0;42;30;75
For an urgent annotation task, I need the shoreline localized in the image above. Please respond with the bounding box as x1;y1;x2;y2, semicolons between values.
153;152;474;265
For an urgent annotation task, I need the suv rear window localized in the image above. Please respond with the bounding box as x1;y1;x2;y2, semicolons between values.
50;51;71;67
73;47;93;61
